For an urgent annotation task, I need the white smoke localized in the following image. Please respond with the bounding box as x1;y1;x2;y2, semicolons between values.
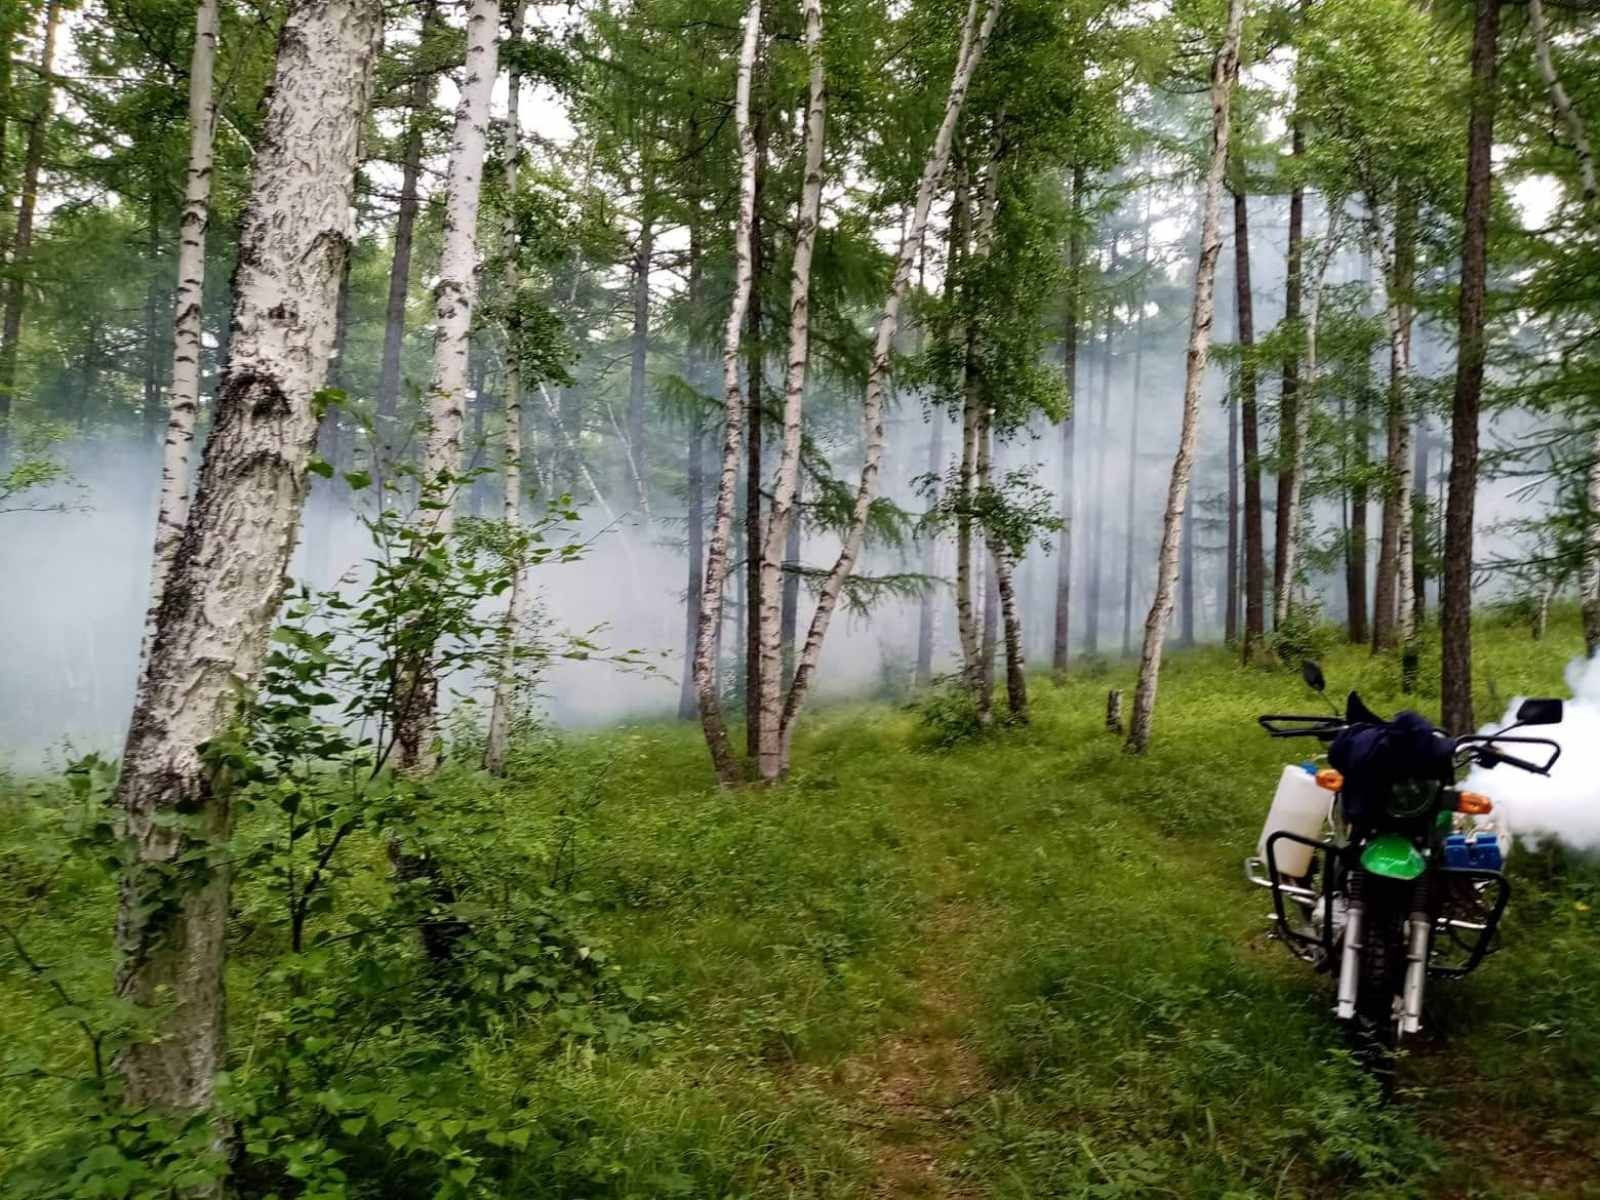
1464;656;1600;850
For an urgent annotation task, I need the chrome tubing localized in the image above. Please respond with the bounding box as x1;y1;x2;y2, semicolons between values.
1336;899;1363;1020
1400;910;1431;1036
1244;857;1318;900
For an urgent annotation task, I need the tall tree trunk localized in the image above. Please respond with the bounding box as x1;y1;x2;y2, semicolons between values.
694;0;762;784
628;169;654;522
139;0;220;675
915;410;945;685
375;0;438;475
112;0;381;1116
953;170;981;693
1086;313;1112;654
780;0;1001;769
1180;500;1196;647
743;85;770;764
985;414;1026;721
0;0;59;441
1126;0;1243;754
679;210;708;720
1412;423;1428;630
962;137;1002;723
485;0;531;776
1053;163;1085;674
1347;261;1370;644
1273;117;1305;628
781;480;801;686
980;537;997;703
996;545;1027;718
1442;0;1501;733
1234;178;1266;663
1121;197;1151;657
680;415;707;718
1226;383;1240;643
395;0;500;771
1372;192;1415;653
754;0;823;780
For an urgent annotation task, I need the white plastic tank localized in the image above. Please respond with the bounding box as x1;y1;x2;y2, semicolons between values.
1257;765;1329;877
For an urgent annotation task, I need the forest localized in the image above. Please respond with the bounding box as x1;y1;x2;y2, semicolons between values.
3;0;1600;1194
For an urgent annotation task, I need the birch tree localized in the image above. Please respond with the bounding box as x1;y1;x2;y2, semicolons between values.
778;0;1003;773
138;0;220;672
112;0;381;1114
485;0;529;776
754;0;824;782
1231;166;1267;664
395;0;501;770
693;0;762;785
1053;163;1085;675
1125;0;1244;755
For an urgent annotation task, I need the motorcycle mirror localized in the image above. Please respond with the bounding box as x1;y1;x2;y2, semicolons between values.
1515;697;1564;727
1301;660;1327;693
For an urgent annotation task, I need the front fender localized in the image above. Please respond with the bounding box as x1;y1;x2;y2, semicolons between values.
1361;833;1427;881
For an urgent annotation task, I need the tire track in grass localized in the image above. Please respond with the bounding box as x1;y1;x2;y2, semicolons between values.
822;899;989;1199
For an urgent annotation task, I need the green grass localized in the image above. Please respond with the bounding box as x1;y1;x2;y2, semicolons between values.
4;612;1599;1197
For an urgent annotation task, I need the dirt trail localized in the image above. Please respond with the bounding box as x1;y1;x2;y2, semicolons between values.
828;900;990;1199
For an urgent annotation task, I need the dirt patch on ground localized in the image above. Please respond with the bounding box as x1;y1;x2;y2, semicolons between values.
823;900;991;1199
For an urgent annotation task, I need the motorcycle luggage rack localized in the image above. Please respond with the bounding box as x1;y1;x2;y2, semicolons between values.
1429;867;1510;978
1247;830;1343;965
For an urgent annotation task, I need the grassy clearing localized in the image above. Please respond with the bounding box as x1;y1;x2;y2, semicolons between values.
4;612;1599;1197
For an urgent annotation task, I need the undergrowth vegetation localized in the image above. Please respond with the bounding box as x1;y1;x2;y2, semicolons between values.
4;611;1599;1197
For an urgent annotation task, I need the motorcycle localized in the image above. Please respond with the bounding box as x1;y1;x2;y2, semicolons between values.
1244;662;1564;1064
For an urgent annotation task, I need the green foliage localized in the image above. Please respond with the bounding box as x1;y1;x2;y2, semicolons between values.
910;675;988;750
0;421;82;514
1269;600;1342;668
6;618;1600;1197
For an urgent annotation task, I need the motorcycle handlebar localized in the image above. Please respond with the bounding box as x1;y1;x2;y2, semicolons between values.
1257;715;1346;739
1455;734;1562;776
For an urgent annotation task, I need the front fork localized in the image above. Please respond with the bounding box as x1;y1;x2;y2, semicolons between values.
1334;870;1433;1034
1400;873;1434;1036
1336;871;1363;1021
1400;905;1431;1035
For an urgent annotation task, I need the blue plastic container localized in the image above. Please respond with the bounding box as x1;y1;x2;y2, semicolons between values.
1443;833;1472;870
1467;832;1504;871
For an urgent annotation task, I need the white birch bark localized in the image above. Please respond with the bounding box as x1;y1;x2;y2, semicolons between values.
112;0;382;1114
1528;0;1600;651
1276;202;1344;623
397;0;500;770
486;0;529;776
1125;0;1244;754
970;148;1002;723
1528;0;1597;209
1378;225;1415;650
693;0;762;785
778;0;1002;770
419;0;500;515
138;0;219;676
754;0;825;781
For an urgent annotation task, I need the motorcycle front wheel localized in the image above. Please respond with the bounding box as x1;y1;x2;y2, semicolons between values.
1351;892;1406;1089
